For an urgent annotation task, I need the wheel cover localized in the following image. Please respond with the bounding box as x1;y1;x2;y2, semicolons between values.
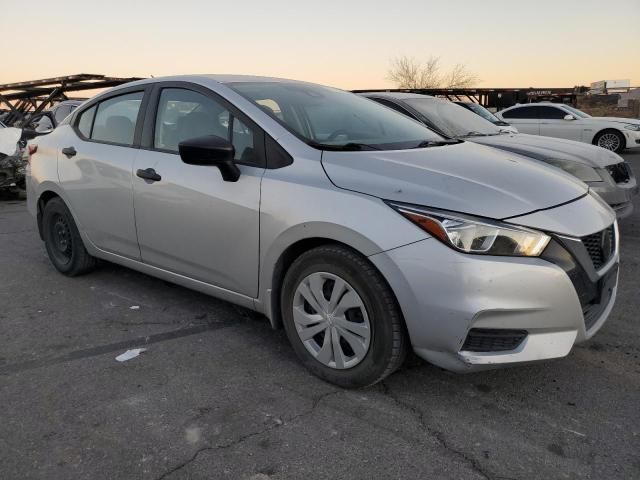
292;272;371;370
598;133;621;151
50;213;73;264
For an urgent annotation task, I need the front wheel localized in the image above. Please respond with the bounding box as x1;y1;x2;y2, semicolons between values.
594;129;625;153
42;197;96;276
281;245;408;388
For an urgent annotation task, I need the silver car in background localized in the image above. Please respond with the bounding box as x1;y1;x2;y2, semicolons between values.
361;92;638;218
27;75;618;387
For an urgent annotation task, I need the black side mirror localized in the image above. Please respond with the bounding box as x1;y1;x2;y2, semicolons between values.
178;135;240;182
22;128;40;140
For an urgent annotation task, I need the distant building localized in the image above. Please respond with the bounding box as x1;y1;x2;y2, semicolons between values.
618;87;640;108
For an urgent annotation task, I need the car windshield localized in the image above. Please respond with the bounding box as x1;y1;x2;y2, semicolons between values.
463;103;502;123
562;105;591;118
405;98;502;138
229;82;446;150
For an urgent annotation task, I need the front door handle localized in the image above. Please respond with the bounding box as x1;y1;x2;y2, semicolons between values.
62;146;76;157
136;168;162;182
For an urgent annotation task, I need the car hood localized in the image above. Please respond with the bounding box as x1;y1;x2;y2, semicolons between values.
322;141;588;219
587;117;640;125
469;133;622;167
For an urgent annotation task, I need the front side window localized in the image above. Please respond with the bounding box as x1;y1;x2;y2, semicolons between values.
230;82;444;150
502;106;539;119
537;106;569;120
91;92;143;145
405;98;501;138
562;105;591;119
154;88;257;163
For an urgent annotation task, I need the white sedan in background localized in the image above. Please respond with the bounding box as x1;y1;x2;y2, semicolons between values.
495;103;640;153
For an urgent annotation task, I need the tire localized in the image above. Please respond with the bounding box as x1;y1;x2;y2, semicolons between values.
280;244;408;388
42;197;96;276
594;129;625;153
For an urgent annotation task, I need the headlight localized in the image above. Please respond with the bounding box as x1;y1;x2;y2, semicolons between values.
544;158;602;182
387;202;551;257
624;124;640;131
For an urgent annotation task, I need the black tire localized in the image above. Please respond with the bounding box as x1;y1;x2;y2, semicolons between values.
42;197;96;276
281;244;408;388
593;129;625;153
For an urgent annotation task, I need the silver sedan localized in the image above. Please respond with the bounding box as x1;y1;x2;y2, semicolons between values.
26;75;618;387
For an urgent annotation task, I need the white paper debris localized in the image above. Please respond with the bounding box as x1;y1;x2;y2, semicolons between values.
115;348;146;362
129;305;140;310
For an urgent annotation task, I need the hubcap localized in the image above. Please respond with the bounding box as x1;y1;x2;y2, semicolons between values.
292;272;371;369
51;214;72;263
598;133;621;151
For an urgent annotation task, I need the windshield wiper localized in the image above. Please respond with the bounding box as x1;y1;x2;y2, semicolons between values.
308;141;380;151
462;131;491;137
413;139;461;148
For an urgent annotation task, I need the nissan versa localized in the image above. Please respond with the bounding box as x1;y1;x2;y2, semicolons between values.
26;75;619;388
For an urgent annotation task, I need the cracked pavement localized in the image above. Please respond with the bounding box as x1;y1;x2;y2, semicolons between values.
1;152;639;479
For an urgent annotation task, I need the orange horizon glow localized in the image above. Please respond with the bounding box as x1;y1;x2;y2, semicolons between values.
2;0;639;91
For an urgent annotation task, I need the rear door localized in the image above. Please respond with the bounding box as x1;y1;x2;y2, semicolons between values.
538;105;582;141
132;83;264;297
59;87;150;259
500;106;541;135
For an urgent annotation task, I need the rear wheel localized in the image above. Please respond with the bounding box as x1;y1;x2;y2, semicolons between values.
594;129;625;153
42;197;96;276
281;244;408;388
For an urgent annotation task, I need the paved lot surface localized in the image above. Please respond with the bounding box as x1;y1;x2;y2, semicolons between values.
1;152;639;480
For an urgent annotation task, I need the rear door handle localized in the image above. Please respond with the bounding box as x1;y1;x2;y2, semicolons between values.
62;146;76;157
136;168;162;182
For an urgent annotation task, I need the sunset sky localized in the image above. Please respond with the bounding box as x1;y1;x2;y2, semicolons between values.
2;0;639;90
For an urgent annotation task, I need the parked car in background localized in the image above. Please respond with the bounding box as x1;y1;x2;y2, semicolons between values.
27;75;618;387
494;103;640;153
31;100;83;132
0;124;26;195
361;92;637;218
453;101;517;132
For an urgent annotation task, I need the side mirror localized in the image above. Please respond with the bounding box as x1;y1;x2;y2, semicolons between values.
178;135;240;182
22;128;40;140
563;114;575;121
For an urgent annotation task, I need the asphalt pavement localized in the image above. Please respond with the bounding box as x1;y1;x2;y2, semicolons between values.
1;152;639;480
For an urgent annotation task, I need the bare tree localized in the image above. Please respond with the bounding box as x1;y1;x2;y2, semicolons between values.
442;63;479;89
387;56;478;89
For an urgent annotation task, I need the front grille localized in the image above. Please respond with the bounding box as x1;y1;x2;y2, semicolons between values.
581;225;615;270
461;329;527;353
606;163;631;184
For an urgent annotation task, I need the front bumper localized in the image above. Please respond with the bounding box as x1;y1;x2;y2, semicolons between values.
589;165;637;219
370;229;618;373
623;129;640;149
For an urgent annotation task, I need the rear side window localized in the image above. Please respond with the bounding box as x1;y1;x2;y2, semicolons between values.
537;106;568;119
502;106;539;119
91;92;144;145
77;106;96;138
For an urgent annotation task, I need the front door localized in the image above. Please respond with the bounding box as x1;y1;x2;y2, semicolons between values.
538;105;583;141
132;86;264;297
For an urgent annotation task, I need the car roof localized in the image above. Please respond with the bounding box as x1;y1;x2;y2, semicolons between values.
504;102;567;109
358;91;436;100
93;74;339;99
